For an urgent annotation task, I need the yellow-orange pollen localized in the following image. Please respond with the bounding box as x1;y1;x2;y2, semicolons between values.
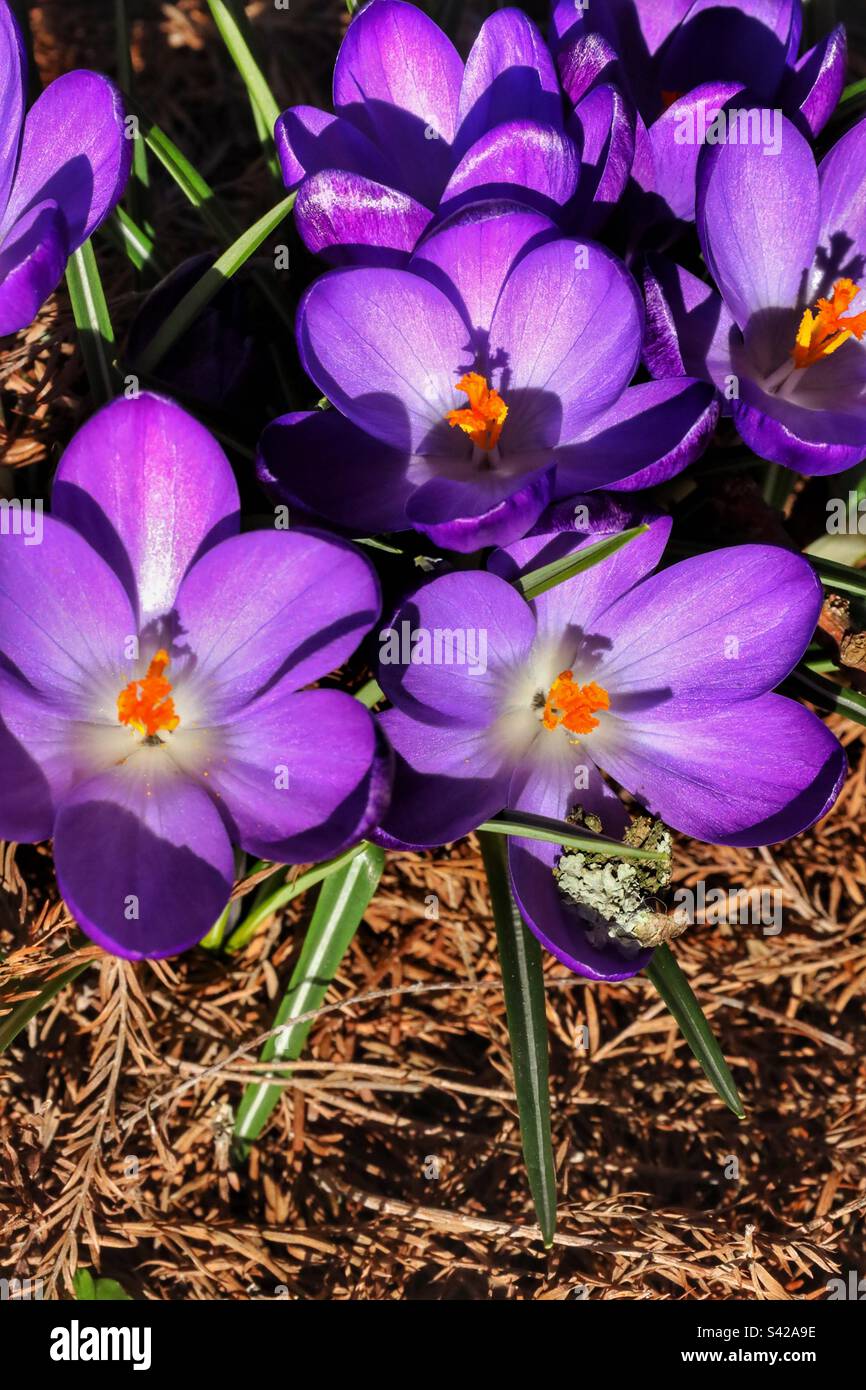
117;649;180;739
791;278;866;370
446;372;508;452
542;672;610;737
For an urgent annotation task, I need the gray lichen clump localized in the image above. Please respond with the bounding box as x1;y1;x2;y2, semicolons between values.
554;810;684;956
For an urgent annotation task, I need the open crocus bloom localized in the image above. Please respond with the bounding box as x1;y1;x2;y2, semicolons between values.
552;0;845;245
374;496;844;980
0;0;130;335
552;0;845;135
276;0;634;264
0;394;389;959
644;112;866;475
259;202;717;552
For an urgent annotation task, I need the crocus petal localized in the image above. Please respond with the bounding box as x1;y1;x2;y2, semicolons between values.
0;2;25;216
173;529;379;712
489;237;643;446
813;114;866;300
0;198;68;335
555;379;719;492
506;750;648;982
440;120;580;220
410;200;557;336
657;0;798;103
642;253;737;387
0;516;136;709
732;381;866;476
3;71;131;251
567;83;635;234
207;686;390;862
0;675;75;841
297;266;471;452
456;8;562;155
783;25;847;139
294;169;432;266
376;706;512;847
256;409;415;533
556;28;619;107
52;393;240;625
593;694;845;846
696;114;819;331
333;0;462;207
378;569;536;728
53;761;234;959
637;83;742;226
275;105;395;190
489;495;672;648
405;458;555;553
592;545;823;720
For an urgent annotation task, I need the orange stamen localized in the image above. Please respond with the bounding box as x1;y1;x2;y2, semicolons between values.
542;672;609;737
791;278;866;370
117;649;180;738
446;372;508;452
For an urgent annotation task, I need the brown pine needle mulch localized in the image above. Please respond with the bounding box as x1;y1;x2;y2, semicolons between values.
2;719;865;1299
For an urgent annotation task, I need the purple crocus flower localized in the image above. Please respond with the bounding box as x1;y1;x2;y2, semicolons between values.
643;112;866;474
258;202;718;552
552;0;846;135
0;394;389;959
276;0;634;264
0;0;131;335
373;496;844;980
552;1;846;244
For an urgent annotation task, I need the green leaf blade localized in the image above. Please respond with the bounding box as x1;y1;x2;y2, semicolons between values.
479;832;556;1245
133;193;294;375
233;843;385;1146
480;810;668;862
645;944;744;1119
65;241;117;406
516;524;649;602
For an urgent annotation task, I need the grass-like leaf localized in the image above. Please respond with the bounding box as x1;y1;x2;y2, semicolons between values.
646;944;745;1119
206;0;282;178
132;101;236;242
516;524;649;602
479;831;556;1246
0;957;91;1055
114;0;150;228
225;842;369;954
784;663;866;729
133;193;295;374
233;843;385;1146
479;809;668;861
65;241;118;406
106;207;164;277
811;553;866;599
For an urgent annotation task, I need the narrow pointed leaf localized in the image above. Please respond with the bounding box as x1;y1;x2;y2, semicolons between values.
106;207;164;276
479;810;668;861
225;841;368;954
0;958;92;1055
114;0;150;226
811;554;866;599
133;193;294;374
516;525;649;602
479;831;556;1245
206;0;281;178
233;843;385;1145
645;944;745;1118
784;664;866;729
65;241;118;406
